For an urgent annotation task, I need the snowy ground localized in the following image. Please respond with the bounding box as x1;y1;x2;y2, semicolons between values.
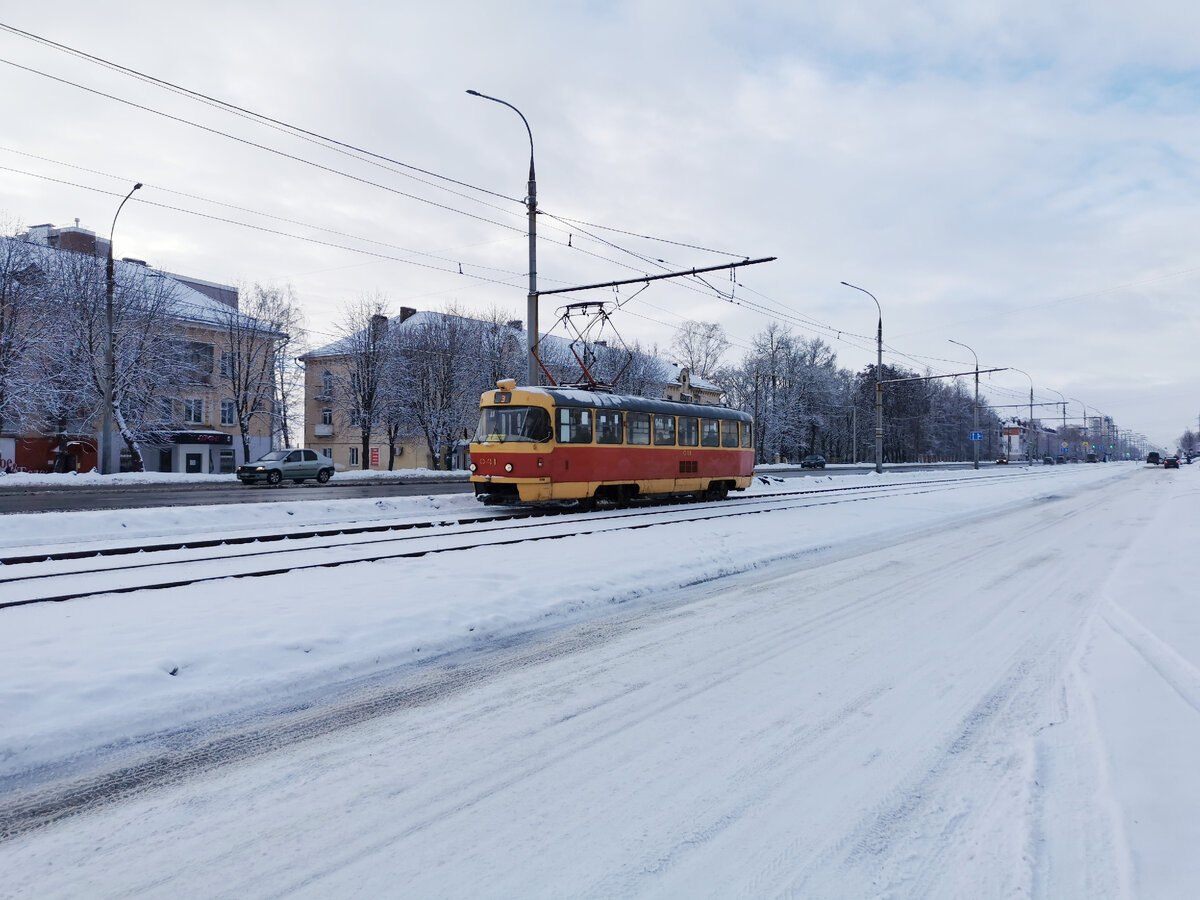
2;462;1197;898
0;465;467;488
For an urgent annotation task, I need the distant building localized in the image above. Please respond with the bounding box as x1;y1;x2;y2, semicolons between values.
299;306;728;472
0;223;277;474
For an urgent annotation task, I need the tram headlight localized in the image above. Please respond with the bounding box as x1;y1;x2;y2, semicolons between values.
469;462;477;472
504;462;514;473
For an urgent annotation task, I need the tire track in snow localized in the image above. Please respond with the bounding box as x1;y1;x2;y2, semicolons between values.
1102;601;1200;717
1028;606;1135;900
769;478;1142;898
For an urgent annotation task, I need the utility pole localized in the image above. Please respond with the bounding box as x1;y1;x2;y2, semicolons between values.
101;182;142;475
949;339;980;469
467;90;538;385
841;282;884;473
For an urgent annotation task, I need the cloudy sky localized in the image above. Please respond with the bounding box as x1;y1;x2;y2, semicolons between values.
2;2;1198;449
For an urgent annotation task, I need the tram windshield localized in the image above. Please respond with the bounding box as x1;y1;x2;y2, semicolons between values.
474;405;553;443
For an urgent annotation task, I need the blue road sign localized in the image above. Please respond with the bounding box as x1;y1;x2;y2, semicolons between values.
970;431;983;441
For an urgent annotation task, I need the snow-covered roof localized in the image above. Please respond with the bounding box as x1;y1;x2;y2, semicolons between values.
301;309;476;358
662;361;722;393
5;236;249;330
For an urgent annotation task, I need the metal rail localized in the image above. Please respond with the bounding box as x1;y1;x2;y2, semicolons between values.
1;471;1058;610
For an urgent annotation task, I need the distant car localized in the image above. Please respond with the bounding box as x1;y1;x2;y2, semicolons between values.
1086;453;1098;463
1147;452;1161;465
800;455;826;469
996;457;1009;464
237;448;334;486
1056;456;1066;464
1043;456;1055;465
1164;456;1180;469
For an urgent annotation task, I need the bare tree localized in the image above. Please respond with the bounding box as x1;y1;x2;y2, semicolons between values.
273;308;308;450
210;283;302;462
50;253;183;471
475;306;525;387
670;320;730;379
390;308;483;469
332;294;391;469
0;231;48;438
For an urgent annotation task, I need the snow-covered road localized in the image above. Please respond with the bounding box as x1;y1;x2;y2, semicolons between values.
2;464;1197;898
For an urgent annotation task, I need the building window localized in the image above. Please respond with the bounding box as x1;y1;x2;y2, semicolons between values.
321;408;333;426
221;400;236;427
183;398;204;425
220;351;233;378
160;397;175;423
320;370;334;398
189;342;214;376
349;446;359;467
321;448;332;459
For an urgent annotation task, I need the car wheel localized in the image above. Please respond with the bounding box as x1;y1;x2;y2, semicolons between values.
317;469;331;484
267;470;282;486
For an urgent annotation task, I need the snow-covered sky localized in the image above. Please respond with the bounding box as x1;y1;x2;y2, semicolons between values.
2;2;1198;448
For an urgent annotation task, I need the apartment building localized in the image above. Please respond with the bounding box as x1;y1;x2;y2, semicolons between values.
0;223;277;474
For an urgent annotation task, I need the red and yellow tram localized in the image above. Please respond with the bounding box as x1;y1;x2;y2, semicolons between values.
469;380;755;506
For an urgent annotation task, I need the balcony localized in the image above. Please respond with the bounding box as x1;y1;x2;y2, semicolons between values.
314;423;334;437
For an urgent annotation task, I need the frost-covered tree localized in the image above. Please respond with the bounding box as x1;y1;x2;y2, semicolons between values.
209;283;302;461
332;295;392;469
388;308;484;470
669;320;729;379
47;252;182;471
0;230;49;437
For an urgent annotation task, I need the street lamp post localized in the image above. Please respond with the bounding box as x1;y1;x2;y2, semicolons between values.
1070;398;1086;458
1088;405;1106;458
841;282;883;474
101;182;142;475
949;339;980;469
1047;388;1067;457
1011;367;1034;463
467;90;538;386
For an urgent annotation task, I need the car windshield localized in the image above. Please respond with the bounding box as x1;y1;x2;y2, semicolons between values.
254;450;289;462
473;406;553;443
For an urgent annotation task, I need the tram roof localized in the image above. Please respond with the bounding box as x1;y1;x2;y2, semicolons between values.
512;386;751;421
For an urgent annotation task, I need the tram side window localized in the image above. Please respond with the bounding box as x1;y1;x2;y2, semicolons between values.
741;421;753;448
679;416;699;446
721;419;739;447
627;412;651;445
653;414;676;446
596;410;623;444
700;418;720;447
558;407;593;443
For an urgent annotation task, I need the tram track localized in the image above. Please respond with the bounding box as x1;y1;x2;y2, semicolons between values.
0;470;1057;609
